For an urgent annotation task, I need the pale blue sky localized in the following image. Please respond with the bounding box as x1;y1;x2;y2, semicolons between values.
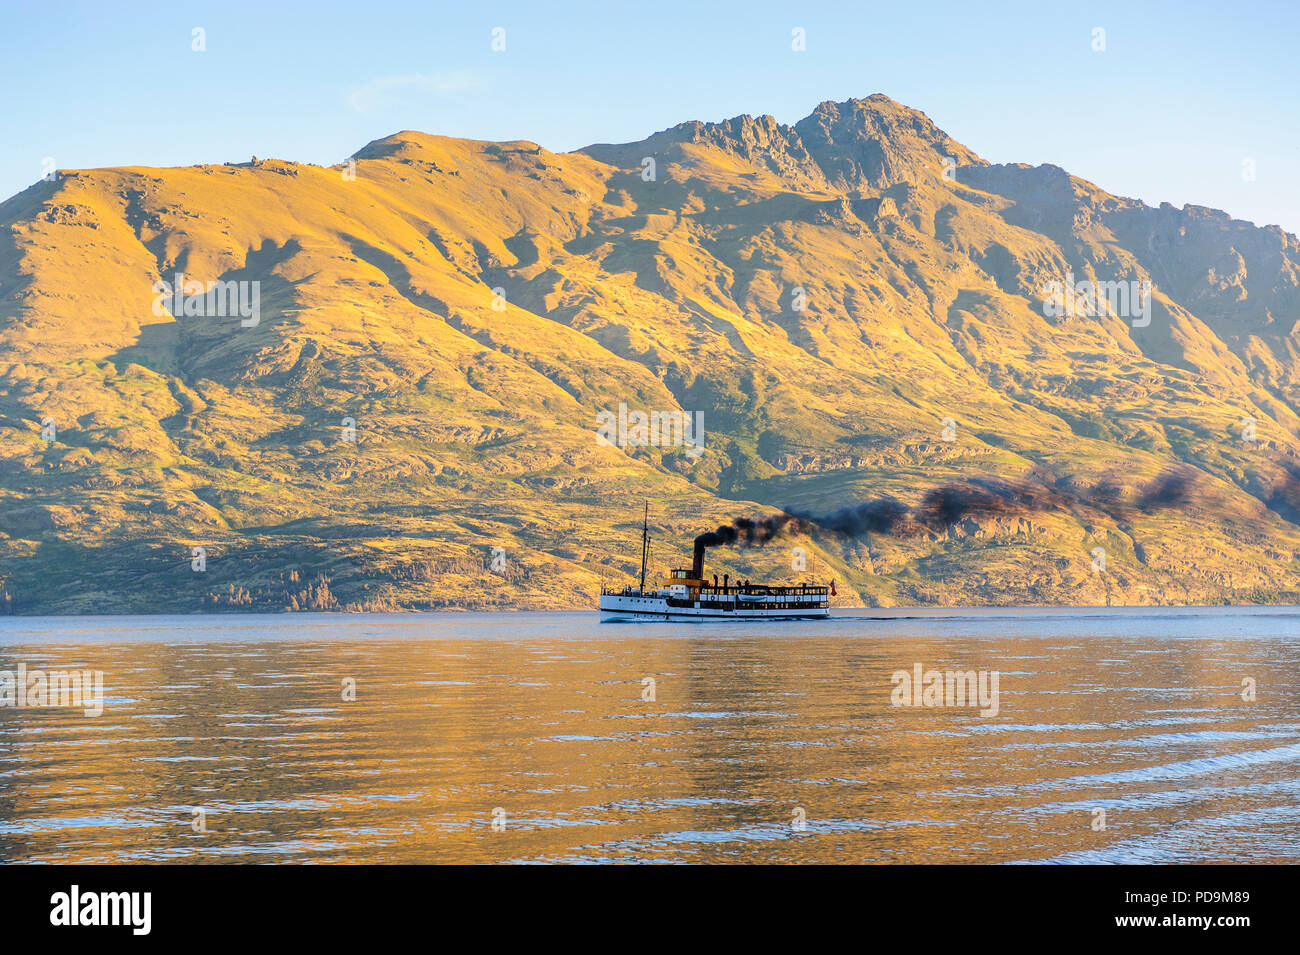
3;0;1297;233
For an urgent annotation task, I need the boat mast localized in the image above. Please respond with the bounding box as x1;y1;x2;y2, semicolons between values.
638;501;649;594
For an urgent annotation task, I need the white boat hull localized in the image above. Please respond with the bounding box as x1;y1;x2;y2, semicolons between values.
598;592;830;622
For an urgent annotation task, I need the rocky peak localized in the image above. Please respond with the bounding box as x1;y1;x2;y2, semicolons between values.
794;94;984;190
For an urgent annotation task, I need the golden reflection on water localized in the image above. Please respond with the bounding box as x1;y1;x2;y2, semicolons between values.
1;610;1298;863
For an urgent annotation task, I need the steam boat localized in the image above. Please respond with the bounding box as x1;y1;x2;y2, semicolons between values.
599;506;832;621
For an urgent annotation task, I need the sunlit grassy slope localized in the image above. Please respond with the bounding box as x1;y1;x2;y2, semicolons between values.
2;94;1300;612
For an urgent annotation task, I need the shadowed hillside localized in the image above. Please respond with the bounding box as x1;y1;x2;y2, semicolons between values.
2;94;1299;613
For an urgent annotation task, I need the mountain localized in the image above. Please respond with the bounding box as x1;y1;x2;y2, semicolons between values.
3;93;1300;614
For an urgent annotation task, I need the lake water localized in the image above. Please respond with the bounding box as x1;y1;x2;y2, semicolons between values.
1;607;1298;864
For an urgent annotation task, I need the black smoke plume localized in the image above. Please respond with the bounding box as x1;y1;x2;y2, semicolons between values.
694;466;1201;552
694;513;806;550
1134;467;1198;510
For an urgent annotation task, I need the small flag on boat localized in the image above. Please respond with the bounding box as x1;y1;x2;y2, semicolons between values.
830;579;837;596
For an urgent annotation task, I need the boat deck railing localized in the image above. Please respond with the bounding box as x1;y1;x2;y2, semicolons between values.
601;584;829;599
